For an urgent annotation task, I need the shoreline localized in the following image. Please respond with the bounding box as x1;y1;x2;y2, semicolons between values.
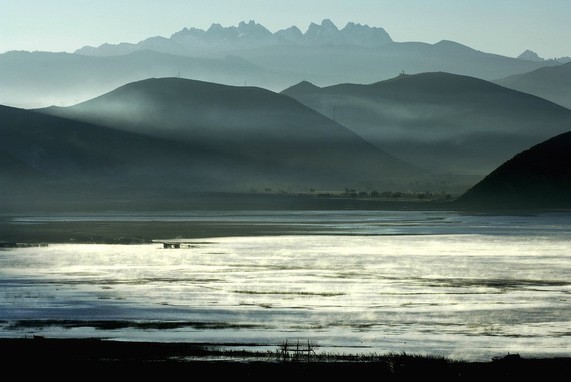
2;337;569;377
2;207;570;245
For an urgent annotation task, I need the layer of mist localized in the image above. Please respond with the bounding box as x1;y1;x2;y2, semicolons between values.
282;72;571;188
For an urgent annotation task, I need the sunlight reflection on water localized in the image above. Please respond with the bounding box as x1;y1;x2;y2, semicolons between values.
1;211;570;361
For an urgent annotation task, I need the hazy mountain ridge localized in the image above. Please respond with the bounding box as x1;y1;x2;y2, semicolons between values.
75;19;393;56
73;19;556;84
282;72;571;189
0;104;235;188
39;77;425;192
3;74;570;208
516;49;571;64
7;97;395;202
0;50;269;109
495;61;571;109
457;131;571;209
2;18;569;207
1;20;559;108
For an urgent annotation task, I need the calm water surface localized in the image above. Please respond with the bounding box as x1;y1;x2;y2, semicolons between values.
0;211;569;360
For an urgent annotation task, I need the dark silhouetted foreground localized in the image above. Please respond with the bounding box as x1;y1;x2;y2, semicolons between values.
1;338;569;379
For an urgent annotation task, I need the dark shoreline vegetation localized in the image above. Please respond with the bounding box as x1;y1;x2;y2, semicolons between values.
1;193;569;245
1;337;569;378
0;193;571;247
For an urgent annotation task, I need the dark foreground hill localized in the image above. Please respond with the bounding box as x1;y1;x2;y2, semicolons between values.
282;72;571;189
457;131;571;209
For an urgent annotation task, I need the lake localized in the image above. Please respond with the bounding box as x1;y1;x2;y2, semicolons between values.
0;210;569;361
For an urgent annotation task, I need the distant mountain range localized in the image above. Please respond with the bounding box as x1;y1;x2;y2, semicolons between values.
282;72;571;189
516;49;571;64
457;131;571;209
76;19;393;56
495;61;571;109
74;19;557;83
0;20;559;108
2;19;570;210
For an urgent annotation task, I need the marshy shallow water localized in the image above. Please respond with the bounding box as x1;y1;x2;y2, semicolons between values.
0;210;569;361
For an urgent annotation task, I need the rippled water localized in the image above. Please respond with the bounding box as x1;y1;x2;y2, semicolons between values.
0;211;570;361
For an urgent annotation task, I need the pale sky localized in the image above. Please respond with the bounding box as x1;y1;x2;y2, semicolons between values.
1;0;570;58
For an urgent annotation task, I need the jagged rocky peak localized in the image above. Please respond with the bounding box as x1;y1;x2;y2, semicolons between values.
305;19;341;38
341;21;392;45
302;19;392;46
343;21;387;32
171;27;205;38
176;20;273;41
275;26;303;42
205;23;228;37
517;50;544;62
515;50;571;64
237;20;273;37
318;18;339;30
77;20;394;55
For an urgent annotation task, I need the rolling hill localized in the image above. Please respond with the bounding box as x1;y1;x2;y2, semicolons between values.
282;72;571;190
495;61;571;109
40;78;424;193
0;104;247;200
456;131;571;209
